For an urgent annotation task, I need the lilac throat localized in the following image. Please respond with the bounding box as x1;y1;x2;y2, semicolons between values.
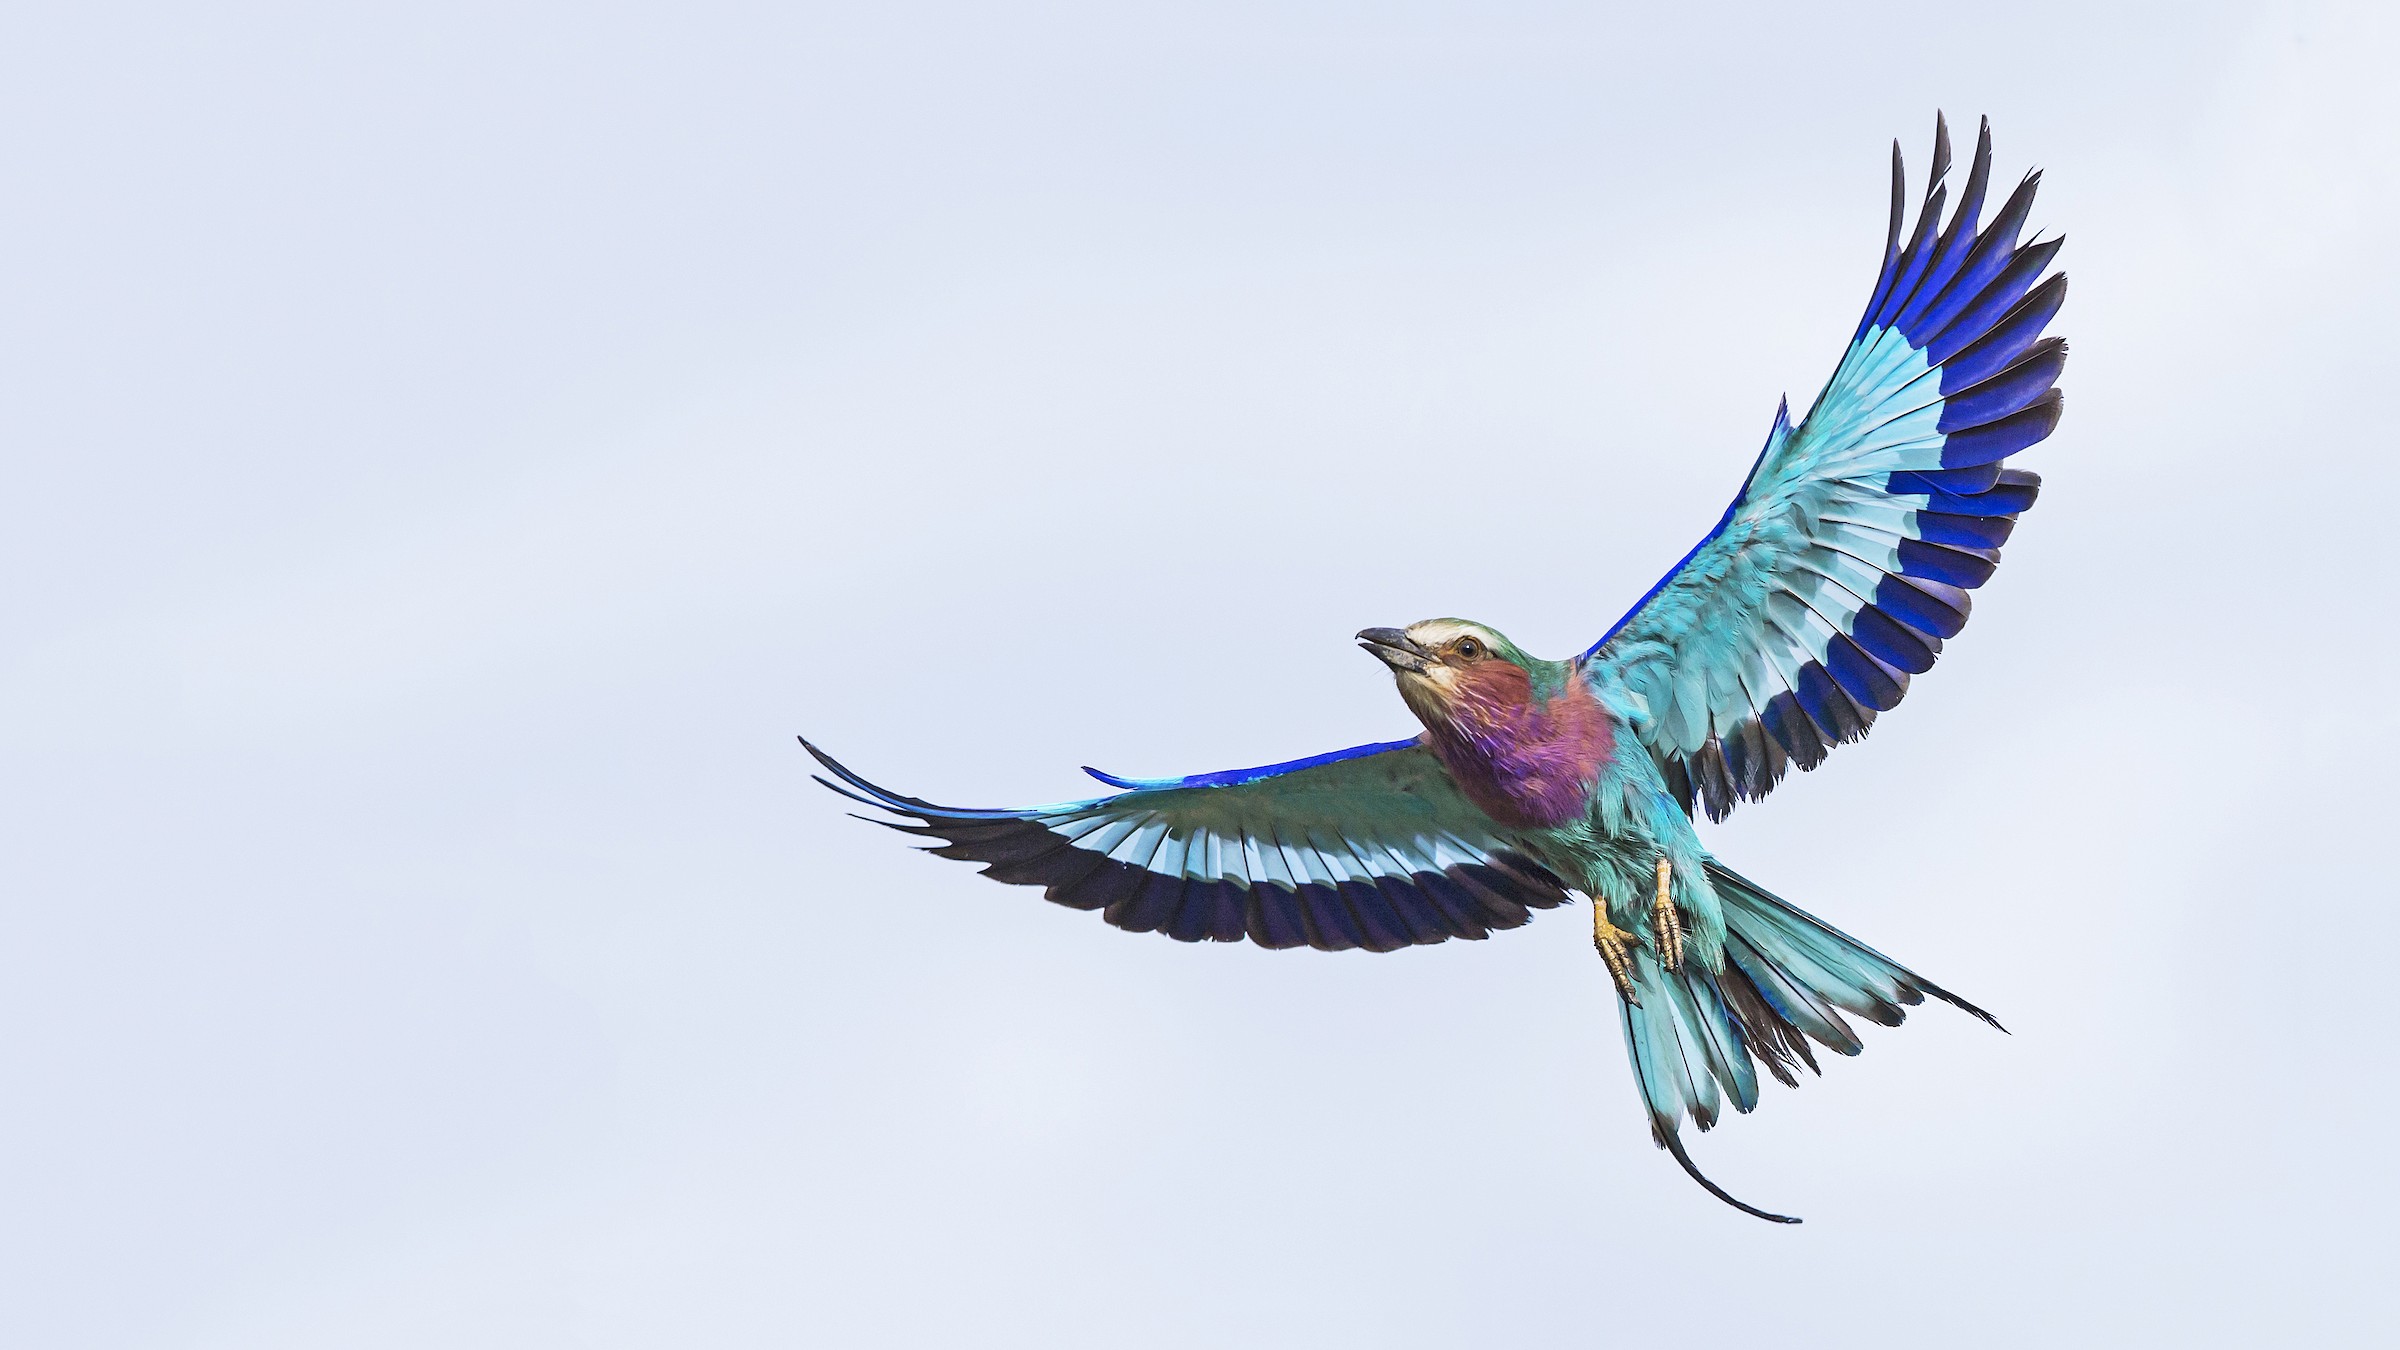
1428;685;1614;830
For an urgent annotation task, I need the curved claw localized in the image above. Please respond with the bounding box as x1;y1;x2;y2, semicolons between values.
1652;857;1684;971
1592;906;1641;1006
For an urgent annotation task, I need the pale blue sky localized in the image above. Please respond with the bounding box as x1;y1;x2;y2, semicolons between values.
3;3;2395;1346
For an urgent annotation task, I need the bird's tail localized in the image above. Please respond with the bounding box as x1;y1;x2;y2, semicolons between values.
1618;862;2003;1223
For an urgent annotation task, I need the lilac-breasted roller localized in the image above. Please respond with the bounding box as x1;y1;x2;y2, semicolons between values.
806;115;2061;1223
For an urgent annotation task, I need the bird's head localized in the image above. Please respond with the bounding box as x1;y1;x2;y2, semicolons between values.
1356;619;1545;732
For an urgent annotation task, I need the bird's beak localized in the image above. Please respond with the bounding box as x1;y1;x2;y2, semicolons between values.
1356;627;1431;674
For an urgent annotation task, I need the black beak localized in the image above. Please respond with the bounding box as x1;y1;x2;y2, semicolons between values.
1356;627;1430;674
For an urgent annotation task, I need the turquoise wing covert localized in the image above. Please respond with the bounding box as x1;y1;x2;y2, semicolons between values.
1586;115;2065;821
802;737;1570;951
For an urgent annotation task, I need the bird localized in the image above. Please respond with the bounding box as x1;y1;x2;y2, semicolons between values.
804;113;2060;1224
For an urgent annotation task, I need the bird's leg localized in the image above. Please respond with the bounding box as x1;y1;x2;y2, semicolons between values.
1652;857;1684;972
1592;900;1641;1006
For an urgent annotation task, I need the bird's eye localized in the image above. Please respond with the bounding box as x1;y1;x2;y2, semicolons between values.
1455;637;1483;659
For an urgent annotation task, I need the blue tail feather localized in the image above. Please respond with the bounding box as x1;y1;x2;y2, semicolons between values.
1616;862;2001;1223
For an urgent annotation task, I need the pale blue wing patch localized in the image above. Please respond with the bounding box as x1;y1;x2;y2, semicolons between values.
1584;115;2065;819
803;737;1574;951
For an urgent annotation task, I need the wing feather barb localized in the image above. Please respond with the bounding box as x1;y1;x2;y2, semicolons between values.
1584;115;2064;819
803;736;1568;951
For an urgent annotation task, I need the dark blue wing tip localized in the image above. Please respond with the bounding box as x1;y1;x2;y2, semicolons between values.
797;734;1033;820
1082;765;1145;789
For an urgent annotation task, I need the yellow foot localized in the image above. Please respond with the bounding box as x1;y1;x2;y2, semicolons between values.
1652;857;1685;972
1592;906;1641;1005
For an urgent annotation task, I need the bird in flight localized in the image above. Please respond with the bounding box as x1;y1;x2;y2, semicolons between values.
806;114;2061;1223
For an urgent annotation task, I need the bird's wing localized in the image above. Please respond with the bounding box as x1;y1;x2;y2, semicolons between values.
1584;115;2064;821
803;736;1571;951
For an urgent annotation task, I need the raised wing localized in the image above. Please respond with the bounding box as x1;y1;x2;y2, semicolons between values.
1586;114;2064;821
803;736;1570;952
